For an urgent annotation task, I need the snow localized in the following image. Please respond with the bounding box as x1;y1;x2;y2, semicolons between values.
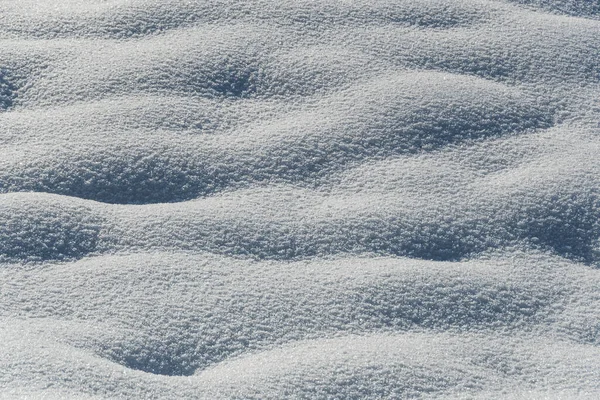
1;0;599;398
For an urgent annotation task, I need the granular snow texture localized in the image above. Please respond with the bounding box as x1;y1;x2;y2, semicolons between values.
1;0;600;398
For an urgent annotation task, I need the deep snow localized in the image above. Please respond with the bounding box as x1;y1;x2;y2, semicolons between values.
1;0;599;398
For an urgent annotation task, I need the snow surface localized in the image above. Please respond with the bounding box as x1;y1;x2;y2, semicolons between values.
1;0;599;398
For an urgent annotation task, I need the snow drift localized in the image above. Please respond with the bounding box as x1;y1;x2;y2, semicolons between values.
1;0;599;398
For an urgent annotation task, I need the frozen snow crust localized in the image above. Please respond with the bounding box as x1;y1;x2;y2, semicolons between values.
1;0;599;398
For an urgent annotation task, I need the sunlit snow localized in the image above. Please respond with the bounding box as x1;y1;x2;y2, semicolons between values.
1;0;599;398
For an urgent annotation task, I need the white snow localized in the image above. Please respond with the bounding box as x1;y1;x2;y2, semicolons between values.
1;0;599;398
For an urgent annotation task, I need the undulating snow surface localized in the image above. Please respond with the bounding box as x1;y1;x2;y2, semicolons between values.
1;0;599;398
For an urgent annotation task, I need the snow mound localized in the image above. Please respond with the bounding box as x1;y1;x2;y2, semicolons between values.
0;193;103;262
0;71;552;204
